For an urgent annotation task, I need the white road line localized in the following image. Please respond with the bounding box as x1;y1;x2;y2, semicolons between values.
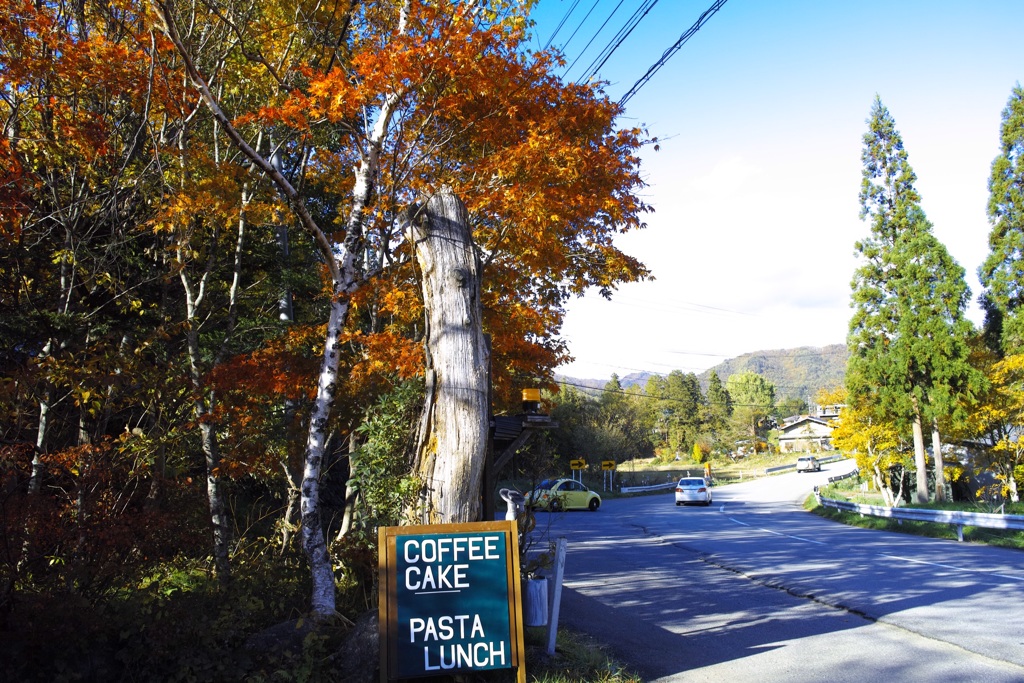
727;517;827;545
879;553;1024;582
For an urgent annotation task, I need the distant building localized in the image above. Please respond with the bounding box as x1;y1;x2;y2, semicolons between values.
816;404;845;421
778;415;834;452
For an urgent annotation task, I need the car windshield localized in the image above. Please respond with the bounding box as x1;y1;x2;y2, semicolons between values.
534;479;557;491
679;478;705;487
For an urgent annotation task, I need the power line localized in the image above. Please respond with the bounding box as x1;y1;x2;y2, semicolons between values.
608;293;759;318
620;0;729;106
578;0;662;83
557;0;603;55
564;0;628;79
542;0;584;51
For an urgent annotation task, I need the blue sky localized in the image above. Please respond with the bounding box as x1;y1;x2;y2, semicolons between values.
525;0;1024;380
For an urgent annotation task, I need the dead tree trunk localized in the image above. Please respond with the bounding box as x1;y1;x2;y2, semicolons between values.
408;189;490;524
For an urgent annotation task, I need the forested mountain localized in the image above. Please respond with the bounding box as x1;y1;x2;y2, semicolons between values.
558;344;848;402
699;344;848;402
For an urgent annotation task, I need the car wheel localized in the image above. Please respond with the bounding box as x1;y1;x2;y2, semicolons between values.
549;499;563;513
588;497;600;512
675;501;682;506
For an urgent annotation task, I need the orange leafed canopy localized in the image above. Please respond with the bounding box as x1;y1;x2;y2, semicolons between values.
238;0;651;406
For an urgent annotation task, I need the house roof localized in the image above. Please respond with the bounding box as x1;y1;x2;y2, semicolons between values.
779;415;831;435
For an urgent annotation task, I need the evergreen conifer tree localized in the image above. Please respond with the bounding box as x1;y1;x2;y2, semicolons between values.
980;84;1024;355
703;370;733;449
849;97;979;503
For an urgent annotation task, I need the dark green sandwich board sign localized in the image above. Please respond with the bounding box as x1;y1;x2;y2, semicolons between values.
378;521;525;682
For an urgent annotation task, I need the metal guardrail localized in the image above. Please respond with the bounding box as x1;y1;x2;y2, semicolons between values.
621;482;677;494
827;469;859;484
765;454;844;475
814;491;1024;542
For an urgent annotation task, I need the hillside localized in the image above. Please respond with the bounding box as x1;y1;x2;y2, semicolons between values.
698;344;848;401
557;344;848;402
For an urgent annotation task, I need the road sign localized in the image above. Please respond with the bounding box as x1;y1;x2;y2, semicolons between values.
378;521;525;681
569;459;586;470
601;460;616;471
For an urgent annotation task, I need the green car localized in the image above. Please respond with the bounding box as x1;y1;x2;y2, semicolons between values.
525;478;601;512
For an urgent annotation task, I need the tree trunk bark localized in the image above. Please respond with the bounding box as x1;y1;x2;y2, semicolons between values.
873;463;895;508
910;397;928;504
407;189;490;524
931;419;945;502
301;293;348;618
1008;465;1020;504
337;430;360;541
197;399;232;585
279;462;300;554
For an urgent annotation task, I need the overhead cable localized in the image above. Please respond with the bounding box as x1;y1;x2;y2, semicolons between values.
564;0;627;79
558;0;603;55
619;0;729;106
543;0;584;51
579;0;662;84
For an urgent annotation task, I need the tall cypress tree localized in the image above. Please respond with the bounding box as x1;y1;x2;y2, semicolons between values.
980;84;1024;355
849;97;978;503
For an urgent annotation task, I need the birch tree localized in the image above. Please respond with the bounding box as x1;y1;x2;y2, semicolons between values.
153;0;650;618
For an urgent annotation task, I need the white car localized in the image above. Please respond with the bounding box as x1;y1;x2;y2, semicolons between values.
674;477;712;506
796;456;821;472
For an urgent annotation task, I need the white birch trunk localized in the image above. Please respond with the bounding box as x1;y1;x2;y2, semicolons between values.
407;189;490;524
301;292;348;617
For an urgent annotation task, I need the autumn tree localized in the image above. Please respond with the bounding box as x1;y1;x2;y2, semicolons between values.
818;385;905;505
965;349;1024;501
848;97;979;503
826;387;908;506
154;0;651;617
0;0;219;591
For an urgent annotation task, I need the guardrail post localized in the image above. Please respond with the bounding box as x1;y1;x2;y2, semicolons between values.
956;524;964;542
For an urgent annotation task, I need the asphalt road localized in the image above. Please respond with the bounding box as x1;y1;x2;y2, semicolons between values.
524;461;1024;682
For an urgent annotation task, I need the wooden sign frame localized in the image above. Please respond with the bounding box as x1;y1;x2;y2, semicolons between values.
378;520;526;682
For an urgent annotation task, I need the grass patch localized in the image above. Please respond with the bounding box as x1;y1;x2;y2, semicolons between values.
524;628;642;683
